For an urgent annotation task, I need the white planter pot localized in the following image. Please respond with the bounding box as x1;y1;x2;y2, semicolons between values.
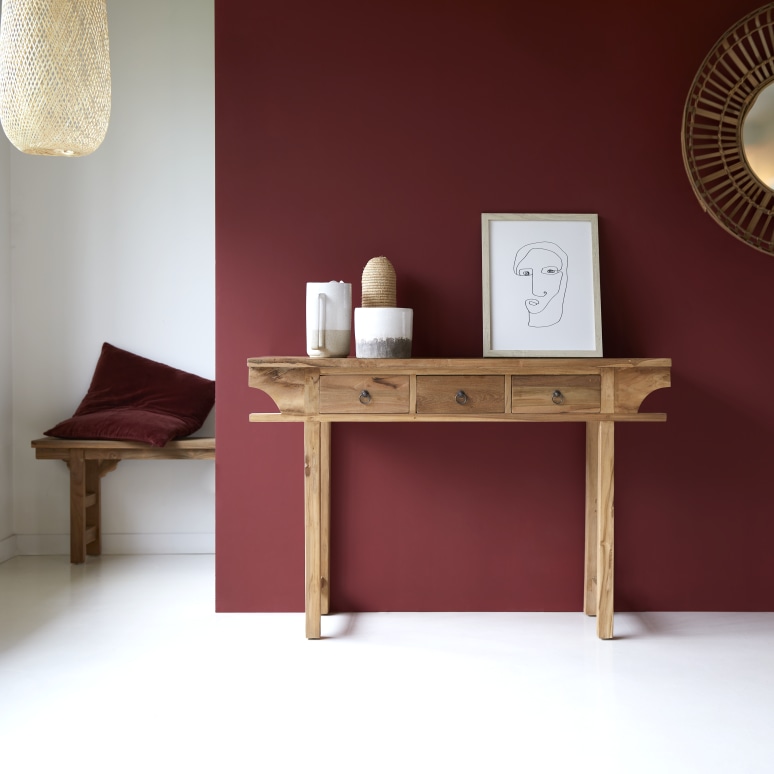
354;307;413;358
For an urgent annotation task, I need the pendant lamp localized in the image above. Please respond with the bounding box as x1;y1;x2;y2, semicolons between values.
0;0;110;156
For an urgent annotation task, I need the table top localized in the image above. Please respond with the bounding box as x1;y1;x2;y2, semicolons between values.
247;356;671;373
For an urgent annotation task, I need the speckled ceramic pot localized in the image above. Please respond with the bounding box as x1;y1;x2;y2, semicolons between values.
354;307;413;358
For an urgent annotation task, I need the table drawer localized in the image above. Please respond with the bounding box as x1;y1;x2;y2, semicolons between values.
511;375;600;413
416;375;505;414
319;375;410;413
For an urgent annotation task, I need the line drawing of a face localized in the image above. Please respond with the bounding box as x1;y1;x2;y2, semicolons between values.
513;242;568;328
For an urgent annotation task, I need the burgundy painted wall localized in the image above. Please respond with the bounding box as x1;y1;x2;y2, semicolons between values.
215;0;774;613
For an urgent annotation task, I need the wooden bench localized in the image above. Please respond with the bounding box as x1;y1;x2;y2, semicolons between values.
31;437;216;564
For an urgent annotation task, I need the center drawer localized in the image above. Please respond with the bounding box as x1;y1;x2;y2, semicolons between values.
511;375;601;413
319;374;409;413
416;375;505;413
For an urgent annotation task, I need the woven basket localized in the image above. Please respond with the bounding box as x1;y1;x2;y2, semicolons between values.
361;256;396;307
0;0;111;156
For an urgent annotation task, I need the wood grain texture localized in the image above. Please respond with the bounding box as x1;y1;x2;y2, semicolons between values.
596;421;615;640
248;356;671;375
248;365;314;414
320;422;331;616
319;375;409;414
250;412;667;423
584;422;599;616
512;374;600;413
416;375;505;413
304;421;322;639
248;357;670;641
68;450;86;564
614;367;671;413
600;369;615;413
32;437;215;563
85;460;102;557
32;437;215;460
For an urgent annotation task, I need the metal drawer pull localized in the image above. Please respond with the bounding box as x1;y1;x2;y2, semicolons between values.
552;390;564;405
359;390;372;405
455;390;468;405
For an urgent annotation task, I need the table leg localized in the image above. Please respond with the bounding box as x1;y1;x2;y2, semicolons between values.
584;422;599;616
304;421;322;639
320;421;331;616
584;420;616;638
596;421;615;639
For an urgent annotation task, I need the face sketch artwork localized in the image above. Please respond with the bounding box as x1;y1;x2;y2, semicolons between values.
513;242;568;328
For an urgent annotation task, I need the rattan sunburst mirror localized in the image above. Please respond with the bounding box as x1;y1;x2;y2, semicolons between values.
682;4;774;255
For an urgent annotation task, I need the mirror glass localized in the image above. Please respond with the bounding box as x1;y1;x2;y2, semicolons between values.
743;80;774;190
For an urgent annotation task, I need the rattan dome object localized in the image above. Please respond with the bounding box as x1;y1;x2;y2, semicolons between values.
361;256;396;307
0;0;111;157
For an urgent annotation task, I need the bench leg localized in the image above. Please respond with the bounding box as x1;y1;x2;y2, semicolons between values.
86;460;102;558
69;450;87;564
68;451;103;564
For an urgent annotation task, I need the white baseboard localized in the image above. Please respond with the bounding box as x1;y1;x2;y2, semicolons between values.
14;533;215;556
104;533;215;555
0;533;18;563
14;533;64;556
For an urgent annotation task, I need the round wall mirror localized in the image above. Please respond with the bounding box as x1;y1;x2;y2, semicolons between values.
682;4;774;255
743;80;774;187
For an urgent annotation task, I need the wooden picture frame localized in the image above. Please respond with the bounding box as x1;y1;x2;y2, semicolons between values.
482;213;602;357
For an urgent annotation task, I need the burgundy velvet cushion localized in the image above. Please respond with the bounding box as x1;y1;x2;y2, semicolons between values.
44;343;215;447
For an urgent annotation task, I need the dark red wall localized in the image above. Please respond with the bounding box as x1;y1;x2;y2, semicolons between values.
215;0;774;613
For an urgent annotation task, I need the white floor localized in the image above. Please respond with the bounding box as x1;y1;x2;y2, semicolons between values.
1;556;773;774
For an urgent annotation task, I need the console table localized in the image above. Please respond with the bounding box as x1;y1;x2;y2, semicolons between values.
247;356;670;640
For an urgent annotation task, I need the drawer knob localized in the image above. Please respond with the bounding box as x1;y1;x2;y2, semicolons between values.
455;390;468;405
359;390;372;405
552;390;565;405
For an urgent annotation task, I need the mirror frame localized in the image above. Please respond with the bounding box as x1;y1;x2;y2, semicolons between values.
682;4;774;255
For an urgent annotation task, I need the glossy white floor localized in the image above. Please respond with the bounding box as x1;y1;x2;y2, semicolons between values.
1;555;773;774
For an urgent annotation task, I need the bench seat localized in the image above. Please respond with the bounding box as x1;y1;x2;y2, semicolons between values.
31;437;216;563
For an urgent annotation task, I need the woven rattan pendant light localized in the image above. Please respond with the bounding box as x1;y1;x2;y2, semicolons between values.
0;0;110;156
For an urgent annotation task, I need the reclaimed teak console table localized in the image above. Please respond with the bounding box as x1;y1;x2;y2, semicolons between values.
248;357;670;640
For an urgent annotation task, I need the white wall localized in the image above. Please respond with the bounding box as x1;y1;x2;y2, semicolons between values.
0;136;12;562
9;0;215;556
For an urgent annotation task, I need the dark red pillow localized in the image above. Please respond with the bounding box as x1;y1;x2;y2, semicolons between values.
44;343;215;447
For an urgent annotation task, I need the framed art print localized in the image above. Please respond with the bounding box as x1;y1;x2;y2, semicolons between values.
482;213;602;357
